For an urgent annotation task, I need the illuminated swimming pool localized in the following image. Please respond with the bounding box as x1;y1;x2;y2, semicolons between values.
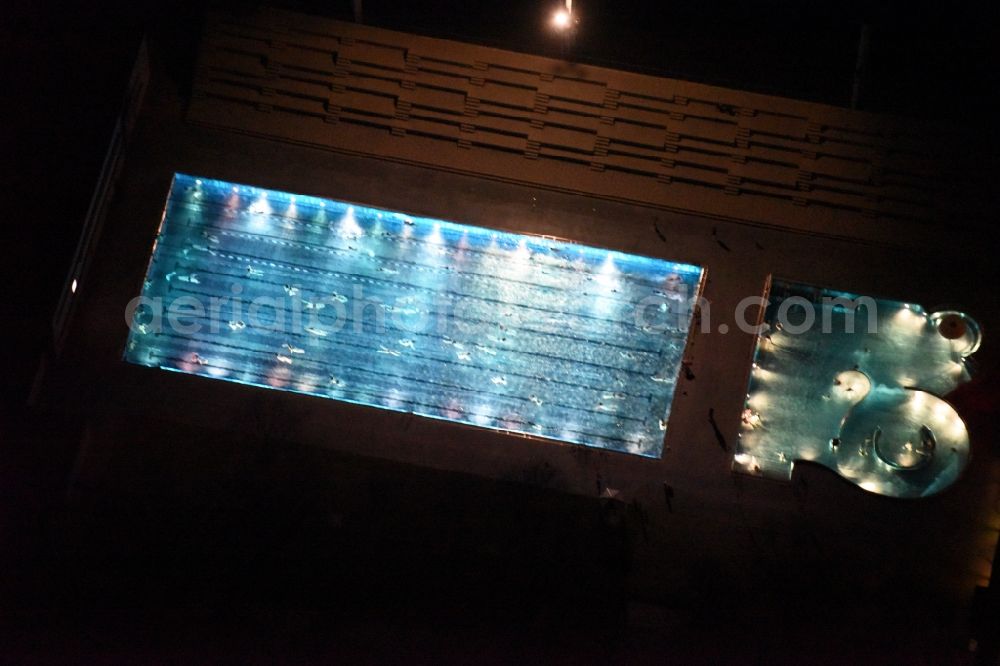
125;174;704;457
735;279;980;497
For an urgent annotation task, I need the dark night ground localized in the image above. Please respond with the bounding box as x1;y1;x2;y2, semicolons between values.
3;0;1000;661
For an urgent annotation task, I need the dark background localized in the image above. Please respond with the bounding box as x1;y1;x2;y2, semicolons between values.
2;0;998;660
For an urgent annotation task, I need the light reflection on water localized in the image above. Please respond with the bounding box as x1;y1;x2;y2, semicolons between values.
125;174;704;457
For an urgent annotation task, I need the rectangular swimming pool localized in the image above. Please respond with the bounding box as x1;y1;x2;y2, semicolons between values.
124;174;703;457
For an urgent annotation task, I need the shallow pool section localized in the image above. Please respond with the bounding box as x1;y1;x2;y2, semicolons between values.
124;174;704;457
735;279;980;497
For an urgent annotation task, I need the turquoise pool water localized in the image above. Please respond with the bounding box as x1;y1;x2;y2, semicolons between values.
736;280;980;497
125;174;703;457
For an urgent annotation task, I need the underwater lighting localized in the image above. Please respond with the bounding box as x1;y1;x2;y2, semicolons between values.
735;279;979;498
125;174;704;457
